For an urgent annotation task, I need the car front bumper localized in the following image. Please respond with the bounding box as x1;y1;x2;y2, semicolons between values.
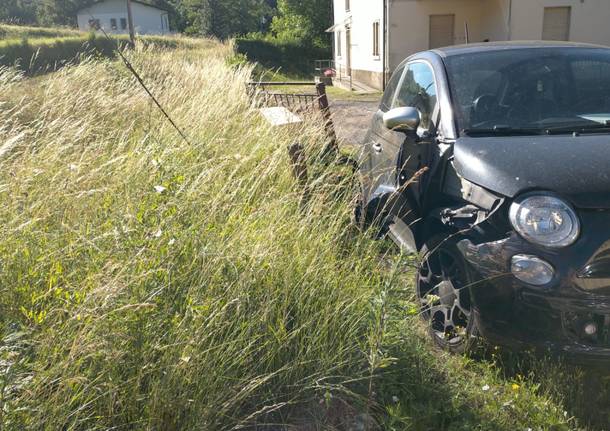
457;217;610;365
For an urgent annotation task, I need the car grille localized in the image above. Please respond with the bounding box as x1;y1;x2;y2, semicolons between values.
562;311;610;348
576;240;610;295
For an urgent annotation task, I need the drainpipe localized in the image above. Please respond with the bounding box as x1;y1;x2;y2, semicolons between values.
507;0;513;40
330;0;335;71
383;0;389;89
126;0;135;45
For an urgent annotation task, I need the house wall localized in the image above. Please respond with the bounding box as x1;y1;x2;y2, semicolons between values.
330;0;610;91
388;0;489;70
332;0;385;89
77;0;170;35
509;0;610;45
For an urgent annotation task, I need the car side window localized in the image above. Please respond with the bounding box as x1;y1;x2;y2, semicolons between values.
392;62;438;129
380;65;406;112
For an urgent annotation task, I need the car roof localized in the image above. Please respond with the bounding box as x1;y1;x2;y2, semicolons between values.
432;40;609;57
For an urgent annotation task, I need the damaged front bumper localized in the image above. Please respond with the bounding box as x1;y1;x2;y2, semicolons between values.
457;222;610;365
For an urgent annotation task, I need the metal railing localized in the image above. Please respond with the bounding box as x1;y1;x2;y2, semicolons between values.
314;59;353;90
246;81;338;155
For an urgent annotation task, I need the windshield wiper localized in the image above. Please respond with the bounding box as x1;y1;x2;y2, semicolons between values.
464;123;610;137
462;125;544;136
544;123;610;135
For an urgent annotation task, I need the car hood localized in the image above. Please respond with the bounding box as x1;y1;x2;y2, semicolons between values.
453;134;610;208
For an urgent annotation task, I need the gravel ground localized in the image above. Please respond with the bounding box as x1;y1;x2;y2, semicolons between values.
329;98;380;146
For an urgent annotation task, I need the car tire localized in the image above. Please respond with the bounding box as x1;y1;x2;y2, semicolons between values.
416;233;479;354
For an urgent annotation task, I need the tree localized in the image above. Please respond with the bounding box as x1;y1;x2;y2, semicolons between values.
270;0;331;45
0;0;38;24
37;0;97;26
177;0;271;39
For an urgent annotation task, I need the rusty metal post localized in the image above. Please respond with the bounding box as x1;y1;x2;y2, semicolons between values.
287;142;308;188
315;83;339;157
126;0;136;46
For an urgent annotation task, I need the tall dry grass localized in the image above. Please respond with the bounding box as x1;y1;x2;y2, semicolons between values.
0;37;588;431
0;39;389;429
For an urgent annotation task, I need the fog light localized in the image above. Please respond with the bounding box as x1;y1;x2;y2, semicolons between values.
584;322;598;337
511;255;555;286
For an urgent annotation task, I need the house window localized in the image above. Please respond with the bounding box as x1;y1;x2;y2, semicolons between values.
372;21;380;58
110;18;117;30
543;7;571;41
429;14;455;49
345;0;350;12
88;19;100;30
120;18;127;30
337;30;342;57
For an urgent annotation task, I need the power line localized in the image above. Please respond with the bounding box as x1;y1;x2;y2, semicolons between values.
89;13;193;146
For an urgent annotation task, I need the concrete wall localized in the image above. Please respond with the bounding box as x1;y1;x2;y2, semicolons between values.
77;0;170;35
509;0;610;45
332;0;385;88
330;0;610;90
388;0;490;70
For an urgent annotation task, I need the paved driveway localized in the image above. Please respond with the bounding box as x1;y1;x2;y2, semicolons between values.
330;99;380;146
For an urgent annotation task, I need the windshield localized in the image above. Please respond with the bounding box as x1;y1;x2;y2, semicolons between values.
444;48;610;135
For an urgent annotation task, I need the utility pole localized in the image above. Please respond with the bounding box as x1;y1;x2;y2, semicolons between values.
126;0;135;46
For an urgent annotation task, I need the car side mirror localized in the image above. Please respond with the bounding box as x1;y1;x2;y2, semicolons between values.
383;107;421;132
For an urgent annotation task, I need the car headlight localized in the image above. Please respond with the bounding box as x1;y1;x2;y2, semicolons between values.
509;194;580;248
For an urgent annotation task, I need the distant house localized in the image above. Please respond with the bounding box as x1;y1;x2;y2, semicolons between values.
77;0;170;35
329;0;610;91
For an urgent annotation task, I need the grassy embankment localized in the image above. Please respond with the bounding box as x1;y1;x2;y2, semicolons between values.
0;23;198;74
0;25;607;429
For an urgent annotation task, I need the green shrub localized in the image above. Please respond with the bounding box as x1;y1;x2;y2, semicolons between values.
234;35;330;76
0;33;197;74
0;23;83;40
0;35;124;74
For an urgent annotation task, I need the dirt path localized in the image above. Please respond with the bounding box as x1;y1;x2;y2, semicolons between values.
329;98;380;146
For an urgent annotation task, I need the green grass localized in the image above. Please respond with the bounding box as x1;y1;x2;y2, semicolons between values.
0;24;204;74
0;30;607;430
0;23;83;40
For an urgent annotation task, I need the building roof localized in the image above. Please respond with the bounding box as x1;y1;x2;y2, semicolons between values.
433;40;609;57
78;0;170;13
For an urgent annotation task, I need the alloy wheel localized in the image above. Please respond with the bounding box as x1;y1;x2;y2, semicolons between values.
417;241;472;347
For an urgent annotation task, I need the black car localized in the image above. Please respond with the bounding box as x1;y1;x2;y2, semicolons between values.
357;41;610;363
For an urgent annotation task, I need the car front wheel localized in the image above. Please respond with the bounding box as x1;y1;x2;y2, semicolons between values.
416;234;479;354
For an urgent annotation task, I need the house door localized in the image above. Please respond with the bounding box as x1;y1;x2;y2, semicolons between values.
429;14;455;49
542;7;571;41
346;26;352;76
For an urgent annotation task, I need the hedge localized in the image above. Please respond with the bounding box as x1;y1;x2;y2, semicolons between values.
0;34;190;75
234;37;331;75
0;23;83;40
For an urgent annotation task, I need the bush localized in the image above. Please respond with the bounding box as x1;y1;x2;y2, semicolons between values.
0;33;198;74
0;23;83;40
234;35;330;76
0;35;124;74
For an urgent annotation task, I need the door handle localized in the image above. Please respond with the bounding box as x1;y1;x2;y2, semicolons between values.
372;142;383;153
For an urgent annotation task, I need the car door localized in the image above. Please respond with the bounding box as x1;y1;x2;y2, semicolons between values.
369;61;439;209
366;60;439;252
362;64;405;202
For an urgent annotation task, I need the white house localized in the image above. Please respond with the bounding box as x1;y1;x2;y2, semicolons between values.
329;0;610;91
77;0;170;35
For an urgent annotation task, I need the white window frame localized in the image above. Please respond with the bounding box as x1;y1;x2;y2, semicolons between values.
336;30;342;58
372;20;381;60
